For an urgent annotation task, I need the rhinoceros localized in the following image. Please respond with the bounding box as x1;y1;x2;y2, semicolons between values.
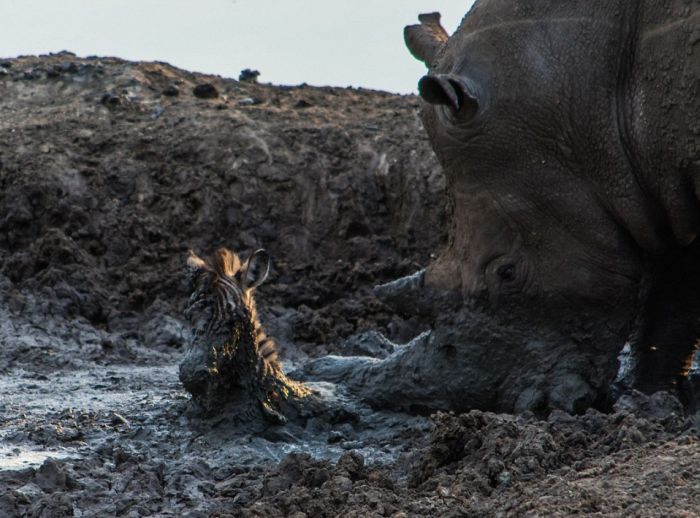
298;1;700;414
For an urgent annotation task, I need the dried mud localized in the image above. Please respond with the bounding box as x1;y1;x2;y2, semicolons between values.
1;54;699;517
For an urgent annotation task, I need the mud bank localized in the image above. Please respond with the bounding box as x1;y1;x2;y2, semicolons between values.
1;54;699;516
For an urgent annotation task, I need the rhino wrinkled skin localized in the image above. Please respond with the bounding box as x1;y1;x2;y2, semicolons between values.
300;1;700;414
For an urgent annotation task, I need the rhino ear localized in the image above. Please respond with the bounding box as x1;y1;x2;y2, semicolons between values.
404;12;449;67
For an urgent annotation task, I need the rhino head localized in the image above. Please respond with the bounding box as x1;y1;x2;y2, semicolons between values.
405;6;649;313
397;4;665;413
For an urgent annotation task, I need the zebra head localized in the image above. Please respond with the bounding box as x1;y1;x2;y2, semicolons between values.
185;247;270;338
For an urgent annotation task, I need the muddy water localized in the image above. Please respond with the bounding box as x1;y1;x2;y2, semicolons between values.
0;335;428;464
0;322;430;515
0;447;75;472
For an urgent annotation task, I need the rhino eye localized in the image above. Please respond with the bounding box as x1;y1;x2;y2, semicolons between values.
487;256;527;301
497;264;516;283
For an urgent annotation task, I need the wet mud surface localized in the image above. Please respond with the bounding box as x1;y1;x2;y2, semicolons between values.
1;54;699;516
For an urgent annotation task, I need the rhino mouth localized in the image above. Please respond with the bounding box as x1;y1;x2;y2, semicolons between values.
292;270;623;415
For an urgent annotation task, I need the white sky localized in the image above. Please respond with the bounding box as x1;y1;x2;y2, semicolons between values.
0;1;475;94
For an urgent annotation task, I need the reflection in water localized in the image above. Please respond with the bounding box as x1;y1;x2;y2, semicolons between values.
0;446;75;471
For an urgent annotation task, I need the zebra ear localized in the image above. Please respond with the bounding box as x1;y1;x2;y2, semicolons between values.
186;250;210;288
187;250;208;271
242;249;270;290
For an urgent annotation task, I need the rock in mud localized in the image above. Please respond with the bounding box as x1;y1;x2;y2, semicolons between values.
192;82;218;99
162;84;179;96
239;68;260;82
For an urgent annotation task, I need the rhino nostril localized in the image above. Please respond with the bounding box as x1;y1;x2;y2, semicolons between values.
418;74;479;119
448;79;467;108
418;75;461;111
497;264;516;283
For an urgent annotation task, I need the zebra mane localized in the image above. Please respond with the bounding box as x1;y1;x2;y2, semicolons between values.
214;248;242;278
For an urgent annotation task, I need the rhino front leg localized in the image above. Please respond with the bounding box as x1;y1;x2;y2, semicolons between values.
628;243;700;401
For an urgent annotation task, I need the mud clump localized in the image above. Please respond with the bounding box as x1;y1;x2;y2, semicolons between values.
192;82;219;99
411;405;688;490
228;407;699;517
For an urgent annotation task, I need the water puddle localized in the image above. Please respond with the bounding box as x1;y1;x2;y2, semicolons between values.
0;445;77;471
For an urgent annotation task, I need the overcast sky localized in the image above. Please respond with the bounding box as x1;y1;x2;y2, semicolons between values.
0;1;476;94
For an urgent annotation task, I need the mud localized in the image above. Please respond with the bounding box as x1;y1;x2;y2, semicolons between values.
1;54;699;516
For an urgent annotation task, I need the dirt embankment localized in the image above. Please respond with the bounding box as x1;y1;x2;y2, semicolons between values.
0;54;698;517
0;52;446;366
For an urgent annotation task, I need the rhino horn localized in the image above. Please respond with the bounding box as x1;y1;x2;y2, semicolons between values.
404;12;449;67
